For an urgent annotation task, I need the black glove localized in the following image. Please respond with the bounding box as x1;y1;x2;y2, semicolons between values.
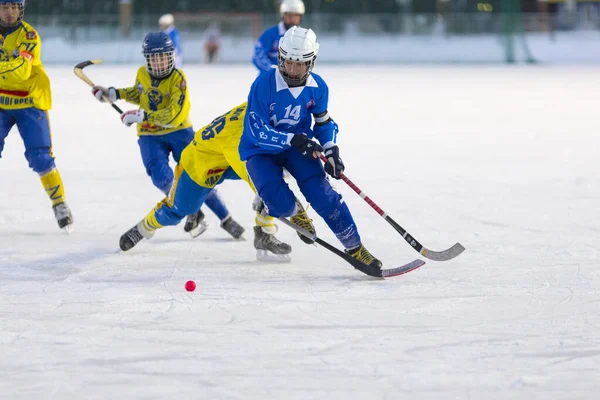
290;134;323;159
324;146;345;179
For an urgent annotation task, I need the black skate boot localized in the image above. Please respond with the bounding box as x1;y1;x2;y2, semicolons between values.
221;216;245;240
290;199;315;244
253;226;292;263
184;210;208;238
345;244;383;269
119;221;155;251
52;202;73;232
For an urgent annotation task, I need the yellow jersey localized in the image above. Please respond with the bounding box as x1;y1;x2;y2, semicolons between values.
189;102;246;149
117;66;192;136
181;102;247;187
0;21;52;110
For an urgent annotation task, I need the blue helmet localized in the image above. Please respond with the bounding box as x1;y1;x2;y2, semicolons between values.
0;0;26;28
142;32;175;79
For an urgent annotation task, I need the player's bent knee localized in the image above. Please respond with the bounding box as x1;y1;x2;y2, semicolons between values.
149;165;174;193
151;175;173;194
154;205;187;226
26;150;55;174
260;183;296;218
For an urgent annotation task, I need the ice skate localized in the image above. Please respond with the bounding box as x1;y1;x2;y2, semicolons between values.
253;226;291;263
119;220;155;251
220;216;245;240
345;244;383;269
52;202;74;233
290;199;315;244
184;210;209;238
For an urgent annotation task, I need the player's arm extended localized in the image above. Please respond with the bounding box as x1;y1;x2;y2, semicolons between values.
145;80;189;128
246;111;294;153
0;54;33;81
252;32;276;73
117;84;141;105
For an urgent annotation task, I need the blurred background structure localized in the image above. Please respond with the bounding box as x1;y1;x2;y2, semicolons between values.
24;0;600;64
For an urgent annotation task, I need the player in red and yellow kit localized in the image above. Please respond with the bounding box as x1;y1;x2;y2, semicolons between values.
0;0;73;230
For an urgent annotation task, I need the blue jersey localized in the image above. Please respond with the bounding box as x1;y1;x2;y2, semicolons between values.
164;26;183;68
239;68;339;161
252;22;286;73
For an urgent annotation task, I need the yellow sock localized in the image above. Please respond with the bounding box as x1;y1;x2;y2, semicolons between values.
255;212;277;234
142;201;165;231
40;168;65;206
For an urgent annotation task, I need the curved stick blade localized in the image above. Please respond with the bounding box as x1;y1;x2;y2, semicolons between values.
421;243;465;261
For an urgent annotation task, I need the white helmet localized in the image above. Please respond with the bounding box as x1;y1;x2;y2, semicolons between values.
278;27;319;87
158;13;174;28
280;0;305;16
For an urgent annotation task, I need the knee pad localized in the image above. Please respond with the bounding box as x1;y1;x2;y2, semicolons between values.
25;149;55;173
259;182;296;218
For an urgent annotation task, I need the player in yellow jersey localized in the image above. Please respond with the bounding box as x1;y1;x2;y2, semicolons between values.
0;0;73;231
91;32;244;239
119;102;293;262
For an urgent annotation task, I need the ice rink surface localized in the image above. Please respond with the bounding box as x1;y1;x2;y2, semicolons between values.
0;65;599;399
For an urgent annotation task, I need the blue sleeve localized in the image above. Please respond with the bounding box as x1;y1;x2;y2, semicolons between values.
170;29;182;53
245;77;294;153
311;79;339;148
252;30;276;73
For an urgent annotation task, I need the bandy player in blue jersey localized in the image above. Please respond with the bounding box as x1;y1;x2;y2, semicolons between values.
240;27;382;269
252;0;304;74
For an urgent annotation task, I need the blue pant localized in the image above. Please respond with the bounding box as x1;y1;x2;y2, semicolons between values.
245;148;361;249
138;128;230;220
154;167;239;227
0;107;55;173
138;129;194;194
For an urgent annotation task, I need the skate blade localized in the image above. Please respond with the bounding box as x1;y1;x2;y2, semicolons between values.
62;224;75;234
234;233;247;241
189;222;209;238
256;249;291;264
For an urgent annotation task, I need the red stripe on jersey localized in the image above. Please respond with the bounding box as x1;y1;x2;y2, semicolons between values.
0;89;30;97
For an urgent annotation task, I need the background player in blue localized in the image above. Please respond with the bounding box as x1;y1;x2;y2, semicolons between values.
92;32;243;239
252;0;304;74
159;14;182;68
240;27;383;269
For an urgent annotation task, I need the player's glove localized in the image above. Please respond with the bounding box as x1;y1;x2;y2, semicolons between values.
120;109;146;127
12;49;33;62
290;134;323;160
92;86;118;103
323;145;345;179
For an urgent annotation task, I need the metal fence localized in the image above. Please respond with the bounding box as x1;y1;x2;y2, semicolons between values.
22;10;600;64
25;9;600;41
